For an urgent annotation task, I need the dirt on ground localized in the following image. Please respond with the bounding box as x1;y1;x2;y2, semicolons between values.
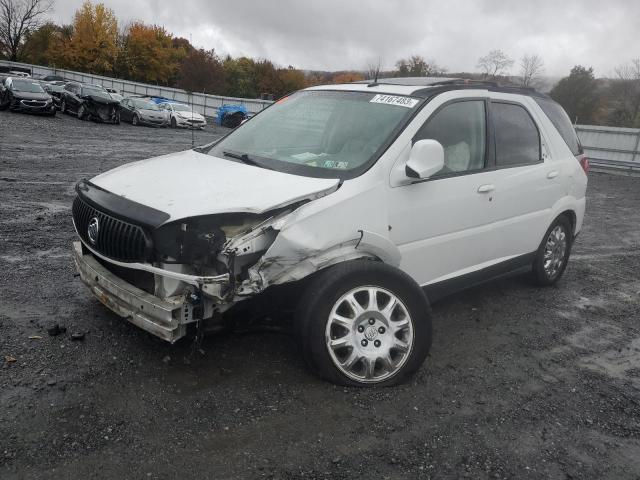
1;110;639;480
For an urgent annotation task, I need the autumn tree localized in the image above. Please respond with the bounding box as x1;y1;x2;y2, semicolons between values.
275;65;306;96
223;56;258;98
519;54;544;88
395;55;444;77
550;66;601;124
477;49;514;78
608;58;640;127
331;71;365;83
19;20;57;65
177;48;225;94
0;0;51;61
62;1;118;75
118;22;185;84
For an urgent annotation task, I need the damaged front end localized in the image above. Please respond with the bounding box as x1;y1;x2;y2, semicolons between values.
84;95;121;123
71;179;338;342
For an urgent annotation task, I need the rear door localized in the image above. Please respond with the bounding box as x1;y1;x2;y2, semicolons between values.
481;95;565;261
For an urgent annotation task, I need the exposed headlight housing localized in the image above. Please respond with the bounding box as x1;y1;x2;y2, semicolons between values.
152;214;267;267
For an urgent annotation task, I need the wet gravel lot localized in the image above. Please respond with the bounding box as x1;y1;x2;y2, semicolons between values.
1;110;640;479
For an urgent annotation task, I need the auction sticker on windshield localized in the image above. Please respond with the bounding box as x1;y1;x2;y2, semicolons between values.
370;94;419;108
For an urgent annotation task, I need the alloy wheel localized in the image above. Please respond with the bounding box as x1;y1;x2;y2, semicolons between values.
325;286;414;383
543;225;567;279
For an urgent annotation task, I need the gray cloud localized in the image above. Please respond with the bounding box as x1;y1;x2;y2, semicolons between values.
49;0;639;77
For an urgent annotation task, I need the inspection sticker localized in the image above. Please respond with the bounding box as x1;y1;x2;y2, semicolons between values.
370;94;419;108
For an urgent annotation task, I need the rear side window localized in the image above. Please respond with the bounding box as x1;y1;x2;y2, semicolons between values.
493;102;541;167
534;97;582;156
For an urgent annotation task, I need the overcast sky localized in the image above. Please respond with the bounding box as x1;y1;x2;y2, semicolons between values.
48;0;637;77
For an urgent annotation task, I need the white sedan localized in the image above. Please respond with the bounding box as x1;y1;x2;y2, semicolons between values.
159;102;207;129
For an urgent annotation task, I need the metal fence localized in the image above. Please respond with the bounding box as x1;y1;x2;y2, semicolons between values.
0;60;273;117
576;124;640;173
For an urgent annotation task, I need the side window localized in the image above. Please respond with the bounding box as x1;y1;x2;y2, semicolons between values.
415;100;486;176
534;97;582;156
493;102;541;166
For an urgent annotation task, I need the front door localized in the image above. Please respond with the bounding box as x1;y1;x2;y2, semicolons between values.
388;98;500;286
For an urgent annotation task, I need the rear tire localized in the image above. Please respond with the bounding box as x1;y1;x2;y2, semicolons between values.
170;117;177;128
531;215;573;286
61;99;67;114
295;260;432;387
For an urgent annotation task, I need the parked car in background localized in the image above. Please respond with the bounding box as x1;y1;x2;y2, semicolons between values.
0;77;55;115
41;80;66;109
104;88;123;102
8;70;30;78
42;75;65;82
158;102;207;129
120;97;169;127
60;82;121;123
70;78;588;386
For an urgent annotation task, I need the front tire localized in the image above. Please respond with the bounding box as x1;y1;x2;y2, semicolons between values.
531;215;573;286
132;114;139;126
61;99;67;114
170;117;177;128
296;261;432;387
77;104;86;120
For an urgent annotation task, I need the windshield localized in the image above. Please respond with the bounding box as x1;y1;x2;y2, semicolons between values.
12;80;45;93
133;99;159;110
82;87;111;99
172;104;191;112
207;90;420;178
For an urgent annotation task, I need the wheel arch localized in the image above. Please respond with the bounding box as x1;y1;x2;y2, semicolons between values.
557;209;577;235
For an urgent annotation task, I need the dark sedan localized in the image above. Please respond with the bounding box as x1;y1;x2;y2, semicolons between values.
60;82;121;123
0;77;55;115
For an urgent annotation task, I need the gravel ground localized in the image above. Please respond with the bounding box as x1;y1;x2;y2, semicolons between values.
1;110;639;480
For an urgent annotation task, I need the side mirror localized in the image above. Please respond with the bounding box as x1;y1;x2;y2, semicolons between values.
405;139;445;179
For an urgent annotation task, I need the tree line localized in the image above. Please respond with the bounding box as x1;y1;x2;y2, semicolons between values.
1;0;638;127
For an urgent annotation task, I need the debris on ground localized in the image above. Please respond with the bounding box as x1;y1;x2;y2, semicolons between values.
47;324;67;336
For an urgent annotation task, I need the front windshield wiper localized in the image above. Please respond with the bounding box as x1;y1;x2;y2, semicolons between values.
222;150;270;170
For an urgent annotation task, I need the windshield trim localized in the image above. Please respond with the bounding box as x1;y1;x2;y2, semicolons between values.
203;89;427;180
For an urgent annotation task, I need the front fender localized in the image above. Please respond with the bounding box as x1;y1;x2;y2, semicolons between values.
238;229;401;295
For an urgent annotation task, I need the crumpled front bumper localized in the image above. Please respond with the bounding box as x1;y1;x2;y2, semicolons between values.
72;241;229;343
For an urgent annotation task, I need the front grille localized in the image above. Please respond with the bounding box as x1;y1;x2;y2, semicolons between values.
72;196;151;262
21;100;47;107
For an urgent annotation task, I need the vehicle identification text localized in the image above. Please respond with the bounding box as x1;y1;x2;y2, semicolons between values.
370;94;419;108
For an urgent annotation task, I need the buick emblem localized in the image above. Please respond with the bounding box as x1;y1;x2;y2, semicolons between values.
87;217;99;245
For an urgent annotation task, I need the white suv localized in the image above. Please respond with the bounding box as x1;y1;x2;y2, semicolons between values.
71;78;588;386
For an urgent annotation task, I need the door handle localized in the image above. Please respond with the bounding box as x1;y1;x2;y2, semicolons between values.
547;170;559;179
477;184;495;193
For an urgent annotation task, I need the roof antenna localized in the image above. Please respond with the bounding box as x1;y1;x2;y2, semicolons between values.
368;58;381;87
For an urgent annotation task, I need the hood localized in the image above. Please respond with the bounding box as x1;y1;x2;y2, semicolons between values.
13;91;50;101
90;150;340;222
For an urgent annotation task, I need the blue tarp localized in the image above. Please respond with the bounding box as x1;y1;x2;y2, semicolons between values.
216;104;248;126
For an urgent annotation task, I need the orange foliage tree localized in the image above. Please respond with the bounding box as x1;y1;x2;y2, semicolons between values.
119;22;186;84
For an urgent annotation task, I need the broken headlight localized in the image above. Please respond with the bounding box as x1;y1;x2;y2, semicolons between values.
152;214;267;267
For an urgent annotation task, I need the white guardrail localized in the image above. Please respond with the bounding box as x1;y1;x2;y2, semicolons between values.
576;124;640;173
0;60;273;117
